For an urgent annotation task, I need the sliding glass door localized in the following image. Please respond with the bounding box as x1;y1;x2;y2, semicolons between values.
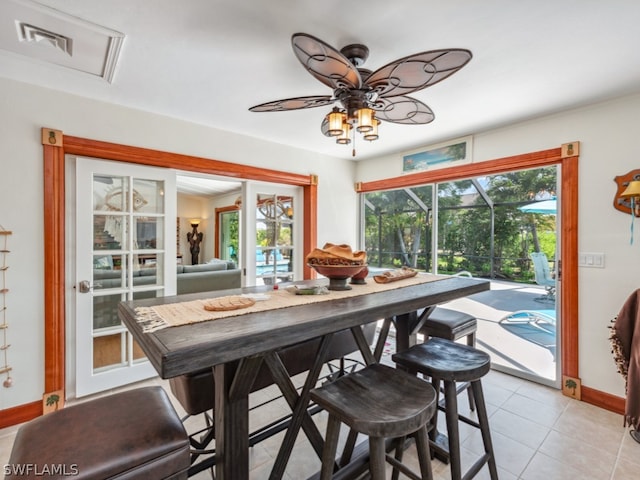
361;165;561;386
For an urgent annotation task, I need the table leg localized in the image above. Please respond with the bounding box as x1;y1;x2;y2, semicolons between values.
394;311;418;353
267;333;335;480
214;355;264;480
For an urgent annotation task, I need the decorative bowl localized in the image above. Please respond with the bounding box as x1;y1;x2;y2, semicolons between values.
308;264;366;290
350;265;369;285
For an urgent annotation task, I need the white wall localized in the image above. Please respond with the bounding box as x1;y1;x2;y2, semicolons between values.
1;73;636;411
0;77;357;410
357;93;640;398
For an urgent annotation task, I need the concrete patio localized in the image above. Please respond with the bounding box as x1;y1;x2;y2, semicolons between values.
434;280;558;386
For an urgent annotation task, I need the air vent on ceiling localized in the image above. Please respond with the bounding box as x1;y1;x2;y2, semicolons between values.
0;0;124;83
16;22;72;56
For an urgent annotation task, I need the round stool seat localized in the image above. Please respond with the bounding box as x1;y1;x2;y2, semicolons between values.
392;338;498;480
393;337;490;383
311;363;437;479
420;307;477;340
311;363;436;439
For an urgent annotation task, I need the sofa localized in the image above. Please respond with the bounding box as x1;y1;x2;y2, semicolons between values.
93;260;241;329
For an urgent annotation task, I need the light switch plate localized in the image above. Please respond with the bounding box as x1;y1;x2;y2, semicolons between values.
578;252;604;268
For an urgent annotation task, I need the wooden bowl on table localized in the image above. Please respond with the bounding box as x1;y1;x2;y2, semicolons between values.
308;264;366;291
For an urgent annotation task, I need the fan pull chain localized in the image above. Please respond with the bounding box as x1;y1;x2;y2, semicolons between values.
352;123;356;157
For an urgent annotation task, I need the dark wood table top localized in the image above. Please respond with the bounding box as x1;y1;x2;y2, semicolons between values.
118;275;489;379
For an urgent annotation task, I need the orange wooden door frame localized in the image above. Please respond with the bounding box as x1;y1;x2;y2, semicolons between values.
40;129;318;407
6;137;623;429
214;205;240;259
357;144;583;396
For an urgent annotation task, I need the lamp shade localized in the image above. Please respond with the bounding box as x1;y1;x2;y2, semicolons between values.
336;122;352;145
621;180;640;198
363;119;380;141
326;108;346;137
356;107;375;133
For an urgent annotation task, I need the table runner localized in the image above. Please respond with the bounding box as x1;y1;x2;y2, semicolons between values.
135;274;447;332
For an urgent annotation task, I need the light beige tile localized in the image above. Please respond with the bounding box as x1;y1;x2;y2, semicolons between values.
515;380;570;410
0;430;16;466
500;392;564;427
552;400;625;453
484;369;529;392
485;408;551;449
463;428;535;476
481;380;517;408
538;430;616;479
612;456;640;480
521;451;603;480
618;429;640;467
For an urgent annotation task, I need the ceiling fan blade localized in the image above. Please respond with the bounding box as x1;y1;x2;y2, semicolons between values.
372;96;435;125
249;95;335;112
291;33;362;90
366;49;472;98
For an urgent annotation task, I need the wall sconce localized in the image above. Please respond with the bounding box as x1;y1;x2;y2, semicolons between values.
614;170;640;217
614;170;640;244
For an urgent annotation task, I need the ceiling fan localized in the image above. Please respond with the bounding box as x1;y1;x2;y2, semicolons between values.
249;33;472;155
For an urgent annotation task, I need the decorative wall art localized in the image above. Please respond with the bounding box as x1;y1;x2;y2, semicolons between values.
0;225;12;388
402;136;472;173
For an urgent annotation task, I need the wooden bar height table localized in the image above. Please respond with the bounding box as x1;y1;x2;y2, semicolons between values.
119;275;489;480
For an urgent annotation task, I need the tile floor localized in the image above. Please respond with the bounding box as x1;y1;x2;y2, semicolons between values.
1;356;638;479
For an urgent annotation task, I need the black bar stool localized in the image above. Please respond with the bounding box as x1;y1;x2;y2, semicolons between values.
392;338;498;480
419;306;478;410
310;363;437;480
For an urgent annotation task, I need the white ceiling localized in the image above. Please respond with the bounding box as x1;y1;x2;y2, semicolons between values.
2;0;640;162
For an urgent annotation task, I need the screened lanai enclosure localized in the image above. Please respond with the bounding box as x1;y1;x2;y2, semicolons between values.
361;165;560;386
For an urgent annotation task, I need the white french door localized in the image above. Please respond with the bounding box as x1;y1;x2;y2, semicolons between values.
242;182;303;287
74;158;176;397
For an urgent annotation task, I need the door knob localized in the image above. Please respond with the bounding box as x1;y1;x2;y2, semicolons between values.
77;280;101;293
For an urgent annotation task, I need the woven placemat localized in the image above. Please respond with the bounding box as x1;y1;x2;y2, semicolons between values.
135;274;447;332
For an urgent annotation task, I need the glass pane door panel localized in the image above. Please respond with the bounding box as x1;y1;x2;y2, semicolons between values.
132;289;164;301
94;176;128;211
93;293;124;330
93;254;129;290
135;217;163;249
255;193;295;284
132;337;146;361
94;214;126;250
219;210;239;263
93;333;127;371
132;179;165;214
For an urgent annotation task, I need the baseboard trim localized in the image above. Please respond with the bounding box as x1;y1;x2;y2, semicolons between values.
0;401;42;429
581;385;625;415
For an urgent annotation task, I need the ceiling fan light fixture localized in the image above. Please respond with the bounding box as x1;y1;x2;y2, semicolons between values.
249;33;472;156
336;122;352;145
326;107;346;136
356;107;375;133
363;119;380;141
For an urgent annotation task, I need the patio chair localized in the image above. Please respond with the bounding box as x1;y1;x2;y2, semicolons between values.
530;252;556;302
499;309;556;331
